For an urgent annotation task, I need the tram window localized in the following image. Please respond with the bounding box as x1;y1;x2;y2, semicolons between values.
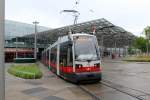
50;46;57;64
59;42;73;67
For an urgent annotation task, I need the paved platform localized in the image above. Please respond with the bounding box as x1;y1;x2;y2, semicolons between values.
5;63;92;100
5;59;150;100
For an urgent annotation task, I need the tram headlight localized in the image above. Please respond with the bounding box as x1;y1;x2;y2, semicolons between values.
76;64;83;68
94;63;100;68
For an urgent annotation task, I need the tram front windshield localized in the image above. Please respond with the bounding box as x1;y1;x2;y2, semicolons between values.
74;35;100;61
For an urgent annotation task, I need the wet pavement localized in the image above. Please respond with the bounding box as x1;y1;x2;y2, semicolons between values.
102;61;150;92
80;83;139;100
79;59;150;100
101;59;150;100
5;59;150;100
5;63;92;100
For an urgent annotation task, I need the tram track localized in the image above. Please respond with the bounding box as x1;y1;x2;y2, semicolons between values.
79;84;100;100
101;80;150;100
79;80;150;100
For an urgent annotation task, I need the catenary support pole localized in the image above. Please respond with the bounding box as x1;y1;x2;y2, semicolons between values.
33;21;39;60
0;0;5;99
15;36;18;58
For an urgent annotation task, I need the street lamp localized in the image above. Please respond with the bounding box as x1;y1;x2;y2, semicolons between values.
0;0;5;99
33;21;39;60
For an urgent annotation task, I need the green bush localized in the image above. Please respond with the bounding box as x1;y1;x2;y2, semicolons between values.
123;56;150;62
8;64;43;79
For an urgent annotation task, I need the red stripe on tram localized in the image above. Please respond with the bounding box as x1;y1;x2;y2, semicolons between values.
47;61;102;73
60;66;73;73
75;66;101;73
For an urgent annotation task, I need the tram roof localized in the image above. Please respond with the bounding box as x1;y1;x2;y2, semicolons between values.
22;18;135;48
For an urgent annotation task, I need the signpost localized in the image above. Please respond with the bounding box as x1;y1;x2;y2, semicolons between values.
0;0;5;99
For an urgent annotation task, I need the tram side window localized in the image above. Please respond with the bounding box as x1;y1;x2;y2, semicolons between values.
59;42;73;67
50;46;57;65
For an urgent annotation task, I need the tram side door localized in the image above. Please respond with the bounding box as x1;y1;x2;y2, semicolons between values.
59;42;73;76
50;46;57;73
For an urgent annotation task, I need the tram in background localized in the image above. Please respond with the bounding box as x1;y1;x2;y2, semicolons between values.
42;33;102;83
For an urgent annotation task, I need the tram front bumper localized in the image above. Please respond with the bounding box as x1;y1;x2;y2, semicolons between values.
73;71;102;82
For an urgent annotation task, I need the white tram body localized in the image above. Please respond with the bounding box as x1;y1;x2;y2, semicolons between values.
42;33;102;83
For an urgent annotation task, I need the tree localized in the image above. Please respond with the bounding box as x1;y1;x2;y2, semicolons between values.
133;37;150;53
144;26;150;54
144;26;150;40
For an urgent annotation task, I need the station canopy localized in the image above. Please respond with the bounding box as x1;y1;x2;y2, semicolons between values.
22;18;135;48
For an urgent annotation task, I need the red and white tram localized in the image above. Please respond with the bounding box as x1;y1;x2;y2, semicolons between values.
42;33;102;83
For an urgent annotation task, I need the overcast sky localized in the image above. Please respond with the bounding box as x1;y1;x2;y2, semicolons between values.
6;0;150;36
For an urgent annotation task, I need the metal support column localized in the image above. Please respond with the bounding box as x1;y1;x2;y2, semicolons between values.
0;0;5;99
126;46;129;57
15;36;18;58
109;48;111;58
101;36;104;59
49;48;51;70
111;47;113;58
46;50;47;64
119;48;121;57
114;40;117;54
33;21;39;60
